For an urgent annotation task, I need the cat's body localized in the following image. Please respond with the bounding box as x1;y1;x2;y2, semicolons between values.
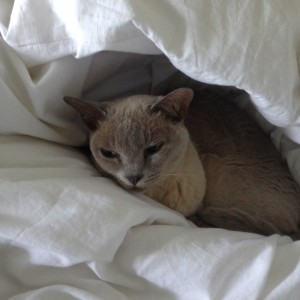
64;88;300;238
186;97;300;237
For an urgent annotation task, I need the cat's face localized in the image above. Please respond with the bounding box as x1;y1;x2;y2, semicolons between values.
64;88;194;190
89;97;189;190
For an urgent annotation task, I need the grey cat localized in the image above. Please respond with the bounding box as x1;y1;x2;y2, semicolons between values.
64;88;300;239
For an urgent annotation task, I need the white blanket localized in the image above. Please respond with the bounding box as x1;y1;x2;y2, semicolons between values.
1;1;300;299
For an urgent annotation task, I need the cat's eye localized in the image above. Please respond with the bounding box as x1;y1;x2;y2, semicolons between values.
145;142;164;156
100;148;119;159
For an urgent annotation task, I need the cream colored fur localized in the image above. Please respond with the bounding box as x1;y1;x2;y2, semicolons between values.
64;87;300;239
64;88;206;217
144;141;205;216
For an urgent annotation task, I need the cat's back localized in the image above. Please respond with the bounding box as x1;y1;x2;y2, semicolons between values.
185;92;294;180
186;95;273;158
185;93;300;235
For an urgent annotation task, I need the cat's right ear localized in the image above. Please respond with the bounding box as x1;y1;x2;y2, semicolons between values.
151;88;194;122
63;96;106;131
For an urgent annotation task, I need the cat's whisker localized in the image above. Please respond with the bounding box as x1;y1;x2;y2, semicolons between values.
160;173;200;177
145;176;160;185
161;170;201;175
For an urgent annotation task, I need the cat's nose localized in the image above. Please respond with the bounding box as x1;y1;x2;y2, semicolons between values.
127;174;144;186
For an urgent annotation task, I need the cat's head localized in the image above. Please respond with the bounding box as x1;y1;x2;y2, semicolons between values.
64;88;194;190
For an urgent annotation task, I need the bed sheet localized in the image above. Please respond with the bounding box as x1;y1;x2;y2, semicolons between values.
1;0;300;142
1;135;300;300
1;1;300;299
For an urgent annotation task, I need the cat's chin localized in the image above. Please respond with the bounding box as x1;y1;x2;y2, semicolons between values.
123;185;146;193
117;180;146;192
131;186;145;192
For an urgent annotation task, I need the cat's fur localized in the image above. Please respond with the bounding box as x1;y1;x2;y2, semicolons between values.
185;93;300;238
64;89;206;216
64;88;300;238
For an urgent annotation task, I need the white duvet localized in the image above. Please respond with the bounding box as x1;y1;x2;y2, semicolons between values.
1;1;300;299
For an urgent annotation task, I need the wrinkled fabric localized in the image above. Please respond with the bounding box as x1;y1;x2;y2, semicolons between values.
1;135;300;300
1;0;300;143
1;1;300;299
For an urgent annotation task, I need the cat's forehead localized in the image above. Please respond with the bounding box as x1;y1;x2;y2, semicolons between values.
92;95;171;149
111;94;159;111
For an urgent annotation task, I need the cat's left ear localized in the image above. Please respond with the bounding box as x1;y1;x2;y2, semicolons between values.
151;88;194;122
63;96;106;131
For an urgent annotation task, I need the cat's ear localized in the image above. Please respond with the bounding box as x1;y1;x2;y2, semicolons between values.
63;96;106;131
151;88;194;122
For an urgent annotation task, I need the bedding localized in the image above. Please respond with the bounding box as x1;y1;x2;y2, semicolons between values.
1;1;300;299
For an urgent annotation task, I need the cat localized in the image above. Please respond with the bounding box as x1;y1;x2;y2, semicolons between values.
64;88;206;216
185;91;300;239
64;88;300;239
